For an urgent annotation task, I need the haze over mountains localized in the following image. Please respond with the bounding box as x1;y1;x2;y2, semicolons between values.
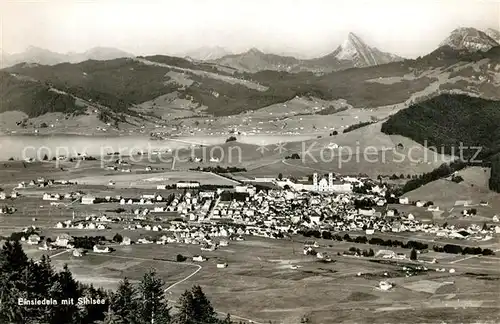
0;46;134;68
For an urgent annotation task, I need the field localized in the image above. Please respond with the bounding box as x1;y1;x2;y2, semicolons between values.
70;170;238;188
32;235;500;324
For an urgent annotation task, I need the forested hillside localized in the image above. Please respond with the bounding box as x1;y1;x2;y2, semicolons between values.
490;153;500;193
0;71;79;117
381;94;500;159
2;46;500;119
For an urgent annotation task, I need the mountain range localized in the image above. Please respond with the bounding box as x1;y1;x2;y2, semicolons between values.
1;26;499;131
0;46;134;68
210;28;499;73
2;27;498;73
212;32;404;73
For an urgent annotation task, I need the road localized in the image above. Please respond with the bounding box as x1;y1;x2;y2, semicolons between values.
83;252;264;324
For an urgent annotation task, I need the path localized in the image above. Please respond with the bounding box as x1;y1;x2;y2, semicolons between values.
449;248;500;264
85;252;264;324
48;249;69;259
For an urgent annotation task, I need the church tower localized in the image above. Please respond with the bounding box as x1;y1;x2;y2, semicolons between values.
328;173;333;190
313;173;318;191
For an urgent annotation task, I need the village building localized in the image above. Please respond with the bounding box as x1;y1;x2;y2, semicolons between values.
93;245;110;253
176;181;200;189
81;195;96;205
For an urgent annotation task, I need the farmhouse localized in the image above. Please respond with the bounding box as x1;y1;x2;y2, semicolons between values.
121;237;132;245
43;193;61;201
27;234;41;245
217;263;228;268
399;197;409;205
55;234;72;248
192;255;206;262
81;195;96;205
93;245;110;253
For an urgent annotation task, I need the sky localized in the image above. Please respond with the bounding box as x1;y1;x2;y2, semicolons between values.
1;0;499;58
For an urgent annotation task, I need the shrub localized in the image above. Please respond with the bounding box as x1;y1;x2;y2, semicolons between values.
410;249;417;260
112;233;123;243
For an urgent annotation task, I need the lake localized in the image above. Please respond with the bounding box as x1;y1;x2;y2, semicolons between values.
0;134;315;160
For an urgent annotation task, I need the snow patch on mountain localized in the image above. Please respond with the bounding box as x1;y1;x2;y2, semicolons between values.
184;46;232;61
439;27;499;52
485;28;500;43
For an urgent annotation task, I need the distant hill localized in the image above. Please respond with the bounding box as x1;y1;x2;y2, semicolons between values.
381;94;500;159
183;46;232;61
214;48;307;73
214;33;402;73
0;46;134;68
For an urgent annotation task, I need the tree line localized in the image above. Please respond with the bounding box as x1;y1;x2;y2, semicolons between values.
298;230;429;250
297;230;494;256
0;240;244;324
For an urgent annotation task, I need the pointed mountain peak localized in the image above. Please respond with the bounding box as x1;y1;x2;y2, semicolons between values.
330;32;401;68
347;32;363;42
247;47;263;54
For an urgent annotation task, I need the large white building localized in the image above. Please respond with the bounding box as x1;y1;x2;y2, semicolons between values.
275;173;353;193
312;173;353;193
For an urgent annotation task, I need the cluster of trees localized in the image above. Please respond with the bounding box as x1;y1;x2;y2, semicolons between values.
343;121;374;133
219;191;249;202
317;106;349;116
347;247;375;257
400;160;468;193
387;174;415;180
489;153;500;193
225;136;237;143
284;153;301;160
189;166;247;173
451;175;464;183
72;236;107;250
432;244;495;256
298;230;429;251
299;230;495;256
0;240;241;324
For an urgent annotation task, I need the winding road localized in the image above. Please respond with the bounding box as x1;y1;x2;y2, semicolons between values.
83;252;264;324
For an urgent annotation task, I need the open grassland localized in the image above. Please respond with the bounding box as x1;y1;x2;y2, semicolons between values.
402;177;500;212
70;170;238;188
36;236;500;324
